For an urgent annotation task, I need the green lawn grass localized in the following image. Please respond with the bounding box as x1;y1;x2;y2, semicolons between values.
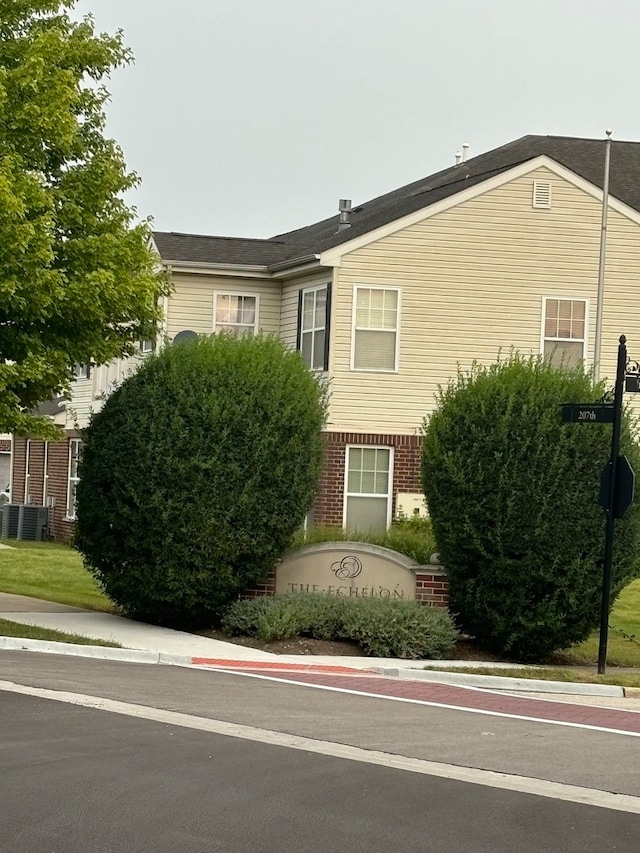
0;539;113;611
565;577;640;667
0;617;121;647
421;664;640;689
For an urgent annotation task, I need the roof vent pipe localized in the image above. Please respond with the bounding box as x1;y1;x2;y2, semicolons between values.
454;152;462;165
461;142;470;162
338;198;352;231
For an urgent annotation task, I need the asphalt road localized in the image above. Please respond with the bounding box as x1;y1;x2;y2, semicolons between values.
1;652;640;852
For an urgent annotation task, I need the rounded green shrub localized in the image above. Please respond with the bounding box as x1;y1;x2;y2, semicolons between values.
422;354;640;661
75;334;328;627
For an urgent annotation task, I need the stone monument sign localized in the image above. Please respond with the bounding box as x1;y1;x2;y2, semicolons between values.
275;541;417;600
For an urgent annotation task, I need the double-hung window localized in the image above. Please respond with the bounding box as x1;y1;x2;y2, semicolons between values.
298;284;330;371
344;446;393;531
542;298;587;368
66;439;81;520
214;294;258;336
352;286;400;371
73;363;91;380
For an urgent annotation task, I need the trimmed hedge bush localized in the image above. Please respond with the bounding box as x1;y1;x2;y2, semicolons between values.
75;334;328;628
421;353;640;661
222;594;458;659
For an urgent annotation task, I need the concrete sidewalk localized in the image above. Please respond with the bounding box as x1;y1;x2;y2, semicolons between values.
2;591;494;670
0;592;636;702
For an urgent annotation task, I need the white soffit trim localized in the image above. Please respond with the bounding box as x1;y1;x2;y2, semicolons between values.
167;261;273;280
319;155;640;266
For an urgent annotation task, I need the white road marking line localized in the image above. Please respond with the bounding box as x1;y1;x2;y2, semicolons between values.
196;666;640;738
1;678;640;814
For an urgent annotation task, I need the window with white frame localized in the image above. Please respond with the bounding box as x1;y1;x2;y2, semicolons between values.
298;284;329;370
542;298;587;368
352;287;399;371
344;446;393;531
66;439;81;520
73;363;91;380
214;294;258;336
140;339;154;354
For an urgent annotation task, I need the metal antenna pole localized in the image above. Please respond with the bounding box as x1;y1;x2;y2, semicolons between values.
593;130;612;385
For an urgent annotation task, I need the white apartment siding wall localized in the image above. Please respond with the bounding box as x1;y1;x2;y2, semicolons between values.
166;272;281;341
64;378;93;430
65;353;143;427
61;272;282;428
280;270;334;350
329;165;640;433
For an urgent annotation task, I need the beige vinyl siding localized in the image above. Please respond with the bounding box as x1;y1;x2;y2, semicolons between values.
280;270;334;350
329;165;640;433
64;377;93;429
166;273;281;341
66;354;142;428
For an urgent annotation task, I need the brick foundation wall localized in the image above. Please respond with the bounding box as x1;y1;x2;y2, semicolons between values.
11;434;77;542
314;431;422;526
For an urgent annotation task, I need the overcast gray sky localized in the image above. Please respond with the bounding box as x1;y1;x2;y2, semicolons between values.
74;0;640;238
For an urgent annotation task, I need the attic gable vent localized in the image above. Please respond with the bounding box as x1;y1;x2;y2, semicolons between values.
533;180;552;209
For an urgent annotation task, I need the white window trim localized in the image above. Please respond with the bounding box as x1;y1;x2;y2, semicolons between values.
213;292;260;336
24;439;32;504
342;444;394;530
73;363;91;380
540;296;589;364
299;283;329;372
65;439;81;521
140;339;154;354
350;285;401;373
43;441;50;507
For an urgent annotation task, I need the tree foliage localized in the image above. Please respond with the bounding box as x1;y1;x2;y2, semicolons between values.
75;334;329;628
421;354;640;661
0;1;169;436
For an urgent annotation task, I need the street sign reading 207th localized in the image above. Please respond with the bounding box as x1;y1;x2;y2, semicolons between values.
561;404;615;424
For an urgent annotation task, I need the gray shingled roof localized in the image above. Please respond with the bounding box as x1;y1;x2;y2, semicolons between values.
155;135;640;269
152;231;312;267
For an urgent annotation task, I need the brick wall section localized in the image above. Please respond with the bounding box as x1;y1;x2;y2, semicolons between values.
242;571;276;599
11;434;77;542
415;570;449;607
11;436;26;505
314;431;422;526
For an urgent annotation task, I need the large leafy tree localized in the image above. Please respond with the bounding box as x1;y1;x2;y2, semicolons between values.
0;1;169;436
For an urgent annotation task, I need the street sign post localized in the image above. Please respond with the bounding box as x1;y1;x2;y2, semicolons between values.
561;335;635;674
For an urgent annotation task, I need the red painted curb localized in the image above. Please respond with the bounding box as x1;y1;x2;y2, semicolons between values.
190;658;375;675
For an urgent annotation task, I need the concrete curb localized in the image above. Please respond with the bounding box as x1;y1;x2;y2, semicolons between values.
378;666;626;697
0;636;160;664
1;637;637;698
